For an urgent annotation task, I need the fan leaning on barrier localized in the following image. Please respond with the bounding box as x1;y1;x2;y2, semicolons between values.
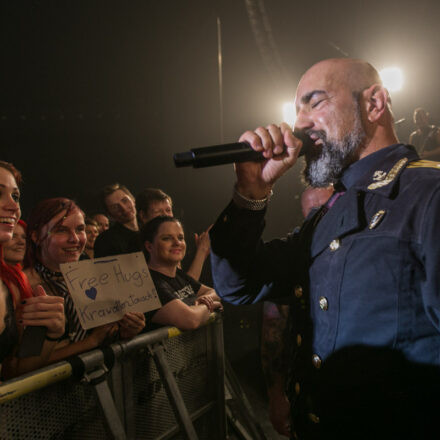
140;215;222;332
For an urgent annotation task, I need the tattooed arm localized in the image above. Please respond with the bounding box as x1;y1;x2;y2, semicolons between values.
261;301;291;437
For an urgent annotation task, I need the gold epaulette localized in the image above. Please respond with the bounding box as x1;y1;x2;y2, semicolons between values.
407;160;440;170
367;158;408;190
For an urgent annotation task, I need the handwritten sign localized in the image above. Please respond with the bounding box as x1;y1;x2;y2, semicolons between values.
60;252;161;330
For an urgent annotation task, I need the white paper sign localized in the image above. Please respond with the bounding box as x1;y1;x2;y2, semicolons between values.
60;252;161;330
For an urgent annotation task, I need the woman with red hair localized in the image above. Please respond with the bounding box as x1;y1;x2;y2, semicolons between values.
0;161;65;378
23;197;145;363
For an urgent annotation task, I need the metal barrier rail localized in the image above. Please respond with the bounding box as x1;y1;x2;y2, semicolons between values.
0;313;225;440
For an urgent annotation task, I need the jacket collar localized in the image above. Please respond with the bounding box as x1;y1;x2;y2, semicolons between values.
343;144;419;198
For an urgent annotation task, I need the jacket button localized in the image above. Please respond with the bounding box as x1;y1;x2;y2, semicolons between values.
294;286;303;298
319;296;328;311
312;354;322;368
296;334;302;346
295;382;301;395
329;239;340;251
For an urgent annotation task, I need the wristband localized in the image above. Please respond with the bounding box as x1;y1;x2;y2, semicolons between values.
45;334;61;342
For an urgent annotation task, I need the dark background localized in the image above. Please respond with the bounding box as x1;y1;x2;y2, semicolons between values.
3;3;440;433
3;0;440;241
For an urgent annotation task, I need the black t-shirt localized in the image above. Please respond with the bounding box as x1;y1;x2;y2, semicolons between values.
145;268;201;327
94;223;141;258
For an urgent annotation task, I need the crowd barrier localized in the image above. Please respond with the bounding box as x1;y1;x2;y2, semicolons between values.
0;314;226;440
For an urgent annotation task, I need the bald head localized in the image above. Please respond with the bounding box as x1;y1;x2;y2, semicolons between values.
297;58;382;98
294;58;397;174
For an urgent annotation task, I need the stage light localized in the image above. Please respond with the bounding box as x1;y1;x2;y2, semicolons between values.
379;67;404;92
282;102;296;125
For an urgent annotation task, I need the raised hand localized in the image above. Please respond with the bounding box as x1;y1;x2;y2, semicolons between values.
194;225;212;258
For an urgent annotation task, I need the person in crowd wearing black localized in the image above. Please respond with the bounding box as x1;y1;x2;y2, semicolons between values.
3;219;27;267
136;187;211;281
83;217;99;259
94;183;140;258
0;161;65;379
23;198;145;364
141;216;221;331
300;186;333;219
92;213;110;233
408;107;440;159
210;58;440;438
136;188;173;225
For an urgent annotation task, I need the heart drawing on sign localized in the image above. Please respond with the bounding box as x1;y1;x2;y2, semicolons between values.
85;286;98;301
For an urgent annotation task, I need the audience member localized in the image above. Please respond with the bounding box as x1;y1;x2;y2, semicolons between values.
3;220;27;267
300;186;334;218
23;197;145;364
92;213;110;233
94;183;140;258
136;187;211;280
84;217;99;259
141;216;222;331
0;161;65;379
408;107;440;159
136;188;173;225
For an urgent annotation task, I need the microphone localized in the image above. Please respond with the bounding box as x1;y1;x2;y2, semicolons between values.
173;131;312;168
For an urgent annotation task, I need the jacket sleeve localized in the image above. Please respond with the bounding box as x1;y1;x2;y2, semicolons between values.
210;201;301;305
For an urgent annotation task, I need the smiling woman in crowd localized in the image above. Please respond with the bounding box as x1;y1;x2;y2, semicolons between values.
3;219;27;267
141;216;222;331
0;161;65;379
23;198;145;363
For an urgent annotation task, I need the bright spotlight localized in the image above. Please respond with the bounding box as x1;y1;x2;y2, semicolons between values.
379;67;404;92
282;102;296;126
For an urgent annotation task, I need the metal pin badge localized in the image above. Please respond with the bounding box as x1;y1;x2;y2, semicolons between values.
369;210;386;229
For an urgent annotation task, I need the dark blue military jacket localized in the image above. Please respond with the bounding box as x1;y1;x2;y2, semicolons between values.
210;144;440;436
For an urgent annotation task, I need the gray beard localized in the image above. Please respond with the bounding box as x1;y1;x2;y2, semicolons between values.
303;118;366;188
